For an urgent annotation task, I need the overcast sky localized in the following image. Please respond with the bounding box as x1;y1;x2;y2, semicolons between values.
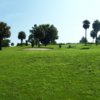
0;0;100;44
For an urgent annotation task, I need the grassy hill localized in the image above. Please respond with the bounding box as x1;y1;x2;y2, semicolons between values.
0;45;100;100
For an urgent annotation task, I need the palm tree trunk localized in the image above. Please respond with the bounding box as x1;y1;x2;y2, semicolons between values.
85;29;87;45
21;39;23;46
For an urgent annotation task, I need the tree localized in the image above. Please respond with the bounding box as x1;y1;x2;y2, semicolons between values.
90;30;96;43
18;31;26;46
2;39;10;47
47;25;58;44
83;20;90;45
97;35;100;44
92;20;100;44
30;24;46;47
28;34;35;47
11;42;14;46
80;36;87;43
25;40;28;46
29;24;58;46
0;22;11;50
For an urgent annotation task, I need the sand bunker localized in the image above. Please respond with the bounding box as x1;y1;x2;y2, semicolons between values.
24;48;51;51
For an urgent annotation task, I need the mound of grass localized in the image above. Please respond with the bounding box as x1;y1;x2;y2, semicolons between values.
0;45;100;100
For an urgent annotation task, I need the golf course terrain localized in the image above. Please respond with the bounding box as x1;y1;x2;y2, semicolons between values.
0;44;100;100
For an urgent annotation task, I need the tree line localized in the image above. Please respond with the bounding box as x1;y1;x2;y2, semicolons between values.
1;19;100;50
0;22;58;50
82;19;100;45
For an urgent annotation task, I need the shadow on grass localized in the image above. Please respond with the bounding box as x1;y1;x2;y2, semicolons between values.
80;47;90;50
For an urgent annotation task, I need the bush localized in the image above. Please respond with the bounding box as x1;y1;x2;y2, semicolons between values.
2;39;10;47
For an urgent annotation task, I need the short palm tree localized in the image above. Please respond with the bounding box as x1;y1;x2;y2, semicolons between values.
83;20;90;45
18;31;26;46
90;30;96;43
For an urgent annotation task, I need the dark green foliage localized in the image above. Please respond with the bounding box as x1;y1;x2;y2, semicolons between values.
67;45;72;48
80;36;87;43
83;20;90;29
97;35;100;44
16;43;21;46
28;34;35;47
50;40;57;45
90;30;96;43
92;20;100;44
0;22;11;50
2;39;10;47
17;43;26;46
83;20;90;45
59;43;62;48
18;31;26;46
25;40;28;46
80;47;90;50
31;40;35;47
92;20;100;32
29;24;58;46
11;42;14;46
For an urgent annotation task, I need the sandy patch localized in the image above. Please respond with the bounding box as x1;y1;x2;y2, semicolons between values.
24;48;51;51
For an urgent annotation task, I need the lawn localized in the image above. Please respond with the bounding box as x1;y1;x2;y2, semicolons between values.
0;45;100;100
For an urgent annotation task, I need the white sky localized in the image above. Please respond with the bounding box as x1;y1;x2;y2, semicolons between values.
0;0;100;44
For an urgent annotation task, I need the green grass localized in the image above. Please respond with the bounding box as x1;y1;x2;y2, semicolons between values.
0;45;100;100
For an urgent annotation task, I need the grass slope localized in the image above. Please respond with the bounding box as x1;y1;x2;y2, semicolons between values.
0;45;100;100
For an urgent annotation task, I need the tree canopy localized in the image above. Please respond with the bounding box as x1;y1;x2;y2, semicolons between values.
80;36;87;44
18;31;26;46
90;30;96;43
0;22;11;50
83;20;90;29
83;20;90;45
92;20;100;44
92;20;100;33
29;24;58;46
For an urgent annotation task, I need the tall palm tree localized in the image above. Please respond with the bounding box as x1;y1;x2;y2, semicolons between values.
83;20;90;45
92;20;100;45
90;30;96;43
0;22;11;50
18;31;26;46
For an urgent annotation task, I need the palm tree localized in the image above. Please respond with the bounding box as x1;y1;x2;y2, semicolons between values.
90;30;96;43
0;22;11;50
83;20;90;45
92;20;100;44
18;31;26;46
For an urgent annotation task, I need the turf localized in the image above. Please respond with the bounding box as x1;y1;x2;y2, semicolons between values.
0;45;100;100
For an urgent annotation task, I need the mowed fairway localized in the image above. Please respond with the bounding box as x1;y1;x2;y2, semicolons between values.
0;45;100;100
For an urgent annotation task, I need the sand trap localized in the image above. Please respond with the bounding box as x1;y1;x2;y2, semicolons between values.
24;48;51;51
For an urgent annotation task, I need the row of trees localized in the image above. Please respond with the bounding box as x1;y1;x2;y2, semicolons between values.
18;24;58;47
83;20;100;45
1;19;100;51
0;21;58;50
